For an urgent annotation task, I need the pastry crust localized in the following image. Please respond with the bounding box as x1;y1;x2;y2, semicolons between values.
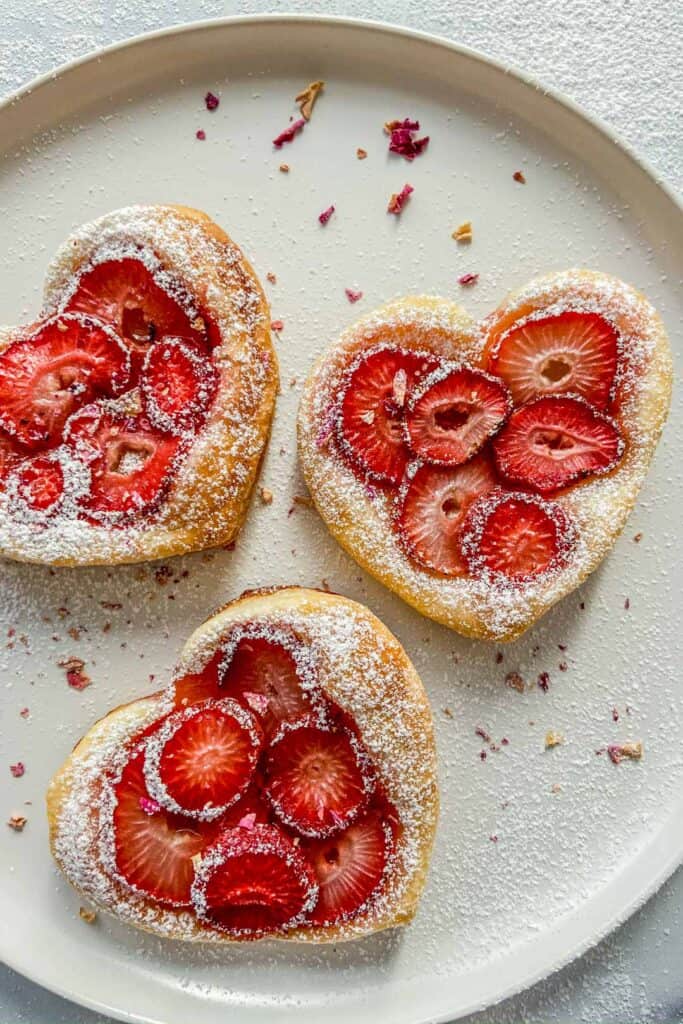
0;204;278;565
46;586;439;943
297;272;673;641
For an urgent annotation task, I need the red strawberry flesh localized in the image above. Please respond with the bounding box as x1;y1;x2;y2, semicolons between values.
338;346;437;484
219;637;310;738
264;720;372;838
111;752;215;906
487;311;618;409
146;699;262;819
67;406;181;517
0;315;129;449
405;365;510;465
141;337;218;434
65;258;205;372
12;455;65;512
396;453;498;576
302;808;391;925
493;395;623;494
191;824;318;937
463;491;572;580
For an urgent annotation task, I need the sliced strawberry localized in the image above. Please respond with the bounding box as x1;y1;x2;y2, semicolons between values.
0;315;130;450
338;346;437;484
144;699;263;820
219;636;311;739
396;453;498;576
487;312;618;409
191;824;318;937
66;406;181;518
462;490;574;581
65;258;205;373
10;454;65;513
405;365;510;465
493;395;623;494
0;434;20;484
141;338;218;434
264;719;374;838
172;652;223;708
111;751;215;906
302;807;392;926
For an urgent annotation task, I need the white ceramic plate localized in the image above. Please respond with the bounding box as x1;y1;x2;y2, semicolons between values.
0;15;681;1024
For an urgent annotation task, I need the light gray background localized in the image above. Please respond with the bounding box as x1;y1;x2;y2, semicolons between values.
0;2;681;1023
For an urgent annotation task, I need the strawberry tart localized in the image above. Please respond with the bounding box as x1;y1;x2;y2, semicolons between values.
47;587;439;942
298;272;672;640
0;204;277;565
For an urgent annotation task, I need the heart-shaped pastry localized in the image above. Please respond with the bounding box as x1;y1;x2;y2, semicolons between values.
298;271;672;641
0;204;277;565
47;587;438;942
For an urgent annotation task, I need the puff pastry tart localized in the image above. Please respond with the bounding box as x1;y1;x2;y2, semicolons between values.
0;204;277;565
47;587;438;942
298;272;672;641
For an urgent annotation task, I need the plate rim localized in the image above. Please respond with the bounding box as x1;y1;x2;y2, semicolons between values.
0;13;681;1024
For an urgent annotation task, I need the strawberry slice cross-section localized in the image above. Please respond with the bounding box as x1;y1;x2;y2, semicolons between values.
65;258;206;374
405;365;511;465
66;405;182;519
110;751;217;906
493;394;623;494
191;824;319;938
144;699;263;820
264;718;374;838
396;453;498;576
462;490;575;581
302;807;393;926
0;314;130;450
487;311;619;409
141;337;218;435
337;345;437;484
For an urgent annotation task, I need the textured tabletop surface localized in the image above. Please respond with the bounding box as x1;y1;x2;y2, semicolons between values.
0;2;681;1023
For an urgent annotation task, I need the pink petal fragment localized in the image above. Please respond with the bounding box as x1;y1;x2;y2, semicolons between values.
273;118;305;148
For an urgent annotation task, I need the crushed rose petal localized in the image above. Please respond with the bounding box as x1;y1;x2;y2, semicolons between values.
612;707;620;722
608;741;643;765
10;762;25;777
505;671;525;693
8;814;27;831
279;163;290;173
59;656;91;690
296;80;324;120
356;147;367;159
204;91;220;111
196;129;206;141
387;183;414;214
458;272;479;287
19;707;29;718
273;118;305;148
634;532;643;543
538;672;550;692
270;320;284;332
238;812;257;831
385;118;429;160
318;204;335;226
513;170;526;183
139;796;161;816
475;726;491;743
266;272;277;284
345;288;363;303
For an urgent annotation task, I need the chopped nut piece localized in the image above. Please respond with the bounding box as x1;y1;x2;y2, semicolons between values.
279;163;290;173
505;671;525;693
356;147;367;159
8;814;27;831
452;221;473;243
545;731;563;749
266;272;277;284
633;532;643;543
79;907;98;924
513;170;526;183
260;487;274;505
608;740;643;764
295;80;324;120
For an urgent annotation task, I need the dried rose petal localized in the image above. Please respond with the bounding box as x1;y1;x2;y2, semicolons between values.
59;656;91;690
296;80;324;120
139;796;161;816
475;726;491;743
384;117;420;134
7;814;26;831
196;129;206;141
513;170;526;184
608;741;643;765
318;204;335;226
387;183;414;214
238;812;257;831
356;148;367;160
270;319;284;332
386;118;429;160
458;272;479;287
266;272;277;284
538;672;550;692
205;91;220;111
505;671;525;692
273;118;305;148
345;288;363;304
10;762;24;778
19;707;29;719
